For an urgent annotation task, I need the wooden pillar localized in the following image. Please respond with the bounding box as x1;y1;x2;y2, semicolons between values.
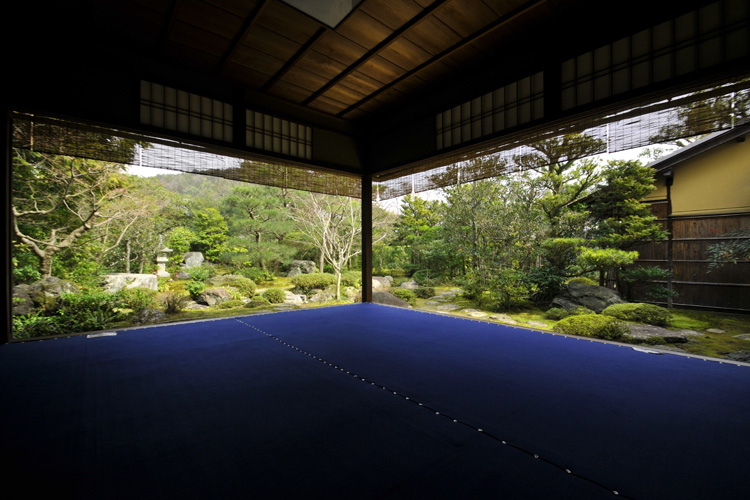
2;109;11;344
665;170;674;309
361;175;373;303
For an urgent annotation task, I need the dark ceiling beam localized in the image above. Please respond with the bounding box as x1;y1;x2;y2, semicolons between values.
301;0;450;106
158;0;183;52
215;0;270;76
262;26;328;92
337;0;548;118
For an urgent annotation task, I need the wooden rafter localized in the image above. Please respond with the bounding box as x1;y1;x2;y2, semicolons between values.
215;0;270;76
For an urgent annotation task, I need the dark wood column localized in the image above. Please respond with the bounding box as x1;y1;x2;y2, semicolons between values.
361;175;373;303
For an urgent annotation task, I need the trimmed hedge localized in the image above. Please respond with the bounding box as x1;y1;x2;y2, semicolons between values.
391;288;416;305
229;277;256;298
262;288;286;304
214;299;245;309
291;273;336;294
544;307;569;320
553;314;628;340
245;296;271;308
601;303;672;327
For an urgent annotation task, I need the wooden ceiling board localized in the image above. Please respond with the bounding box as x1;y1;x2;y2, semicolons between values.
435;0;497;37
403;15;464;55
294;50;350;83
265;78;315;103
229;47;286;77
243;26;303;62
314;31;369;67
340;71;388;95
321;83;368;106
335;10;393;50
175;1;244;39
359;56;408;85
307;95;349;115
379;37;433;70
163;40;224;70
256;1;322;44
210;0;262;18
279;66;330;93
359;0;423;30
169;22;234;59
223;63;278;89
480;0;530;16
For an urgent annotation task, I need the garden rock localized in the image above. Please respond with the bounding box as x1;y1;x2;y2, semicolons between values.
400;280;419;289
424;301;440;306
198;288;232;306
284;291;306;305
490;314;518;325
724;351;750;363
103;273;158;292
625;324;689;343
14;277;80;315
175;271;191;280
309;292;335;303
183;252;204;268
437;303;460;311
372;277;391;289
706;328;726;334
372;291;410;308
287;260;317;277
551;283;626;313
526;321;548;328
130;308;167;325
733;334;750;340
463;309;488;318
185;303;209;310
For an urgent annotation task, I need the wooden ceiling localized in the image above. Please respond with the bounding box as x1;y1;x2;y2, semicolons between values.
38;0;602;126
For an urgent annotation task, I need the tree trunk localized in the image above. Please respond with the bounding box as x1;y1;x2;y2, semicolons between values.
125;240;131;273
40;253;54;279
319;233;326;273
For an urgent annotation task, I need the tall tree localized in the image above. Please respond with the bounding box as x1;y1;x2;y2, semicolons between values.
12;150;142;278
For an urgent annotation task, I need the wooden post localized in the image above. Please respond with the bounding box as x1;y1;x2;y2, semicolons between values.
665;171;674;309
361;176;373;303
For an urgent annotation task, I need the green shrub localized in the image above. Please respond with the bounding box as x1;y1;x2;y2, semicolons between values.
570;306;596;316
116;287;158;313
602;303;672;327
186;265;214;282
567;276;598;286
184;280;206;300
341;271;362;287
239;267;274;283
230;277;256;298
392;288;416;305
161;291;190;314
262;288;286;304
54;291;126;333
214;299;245;309
553;315;628;340
246;296;271;308
414;287;436;299
13;311;66;339
544;307;569;320
291;273;336;294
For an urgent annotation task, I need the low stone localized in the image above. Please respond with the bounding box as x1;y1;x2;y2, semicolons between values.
372;291;410;308
424;301;441;306
185;303;209;310
384;276;394;284
26;277;80;309
309;292;335;303
551;283;626;313
626;324;689;343
437;303;460;311
372;277;391;289
706;328;726;334
440;292;456;298
400;280;419;290
489;314;518;325
198;288;232;306
526;321;549;328
450;288;463;293
733;334;750;341
183;252;204;268
724;351;750;362
130;308;167;325
288;260;317;278
175;271;191;280
12;285;35;316
284;291;306;305
103;273;158;292
463;310;488;318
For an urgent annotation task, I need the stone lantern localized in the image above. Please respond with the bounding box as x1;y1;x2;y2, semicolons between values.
156;236;173;278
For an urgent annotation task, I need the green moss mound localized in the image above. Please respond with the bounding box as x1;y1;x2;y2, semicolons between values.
391;288;417;305
544;307;569;320
262;288;286;304
245;296;271;308
602;303;671;327
553;314;628;340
